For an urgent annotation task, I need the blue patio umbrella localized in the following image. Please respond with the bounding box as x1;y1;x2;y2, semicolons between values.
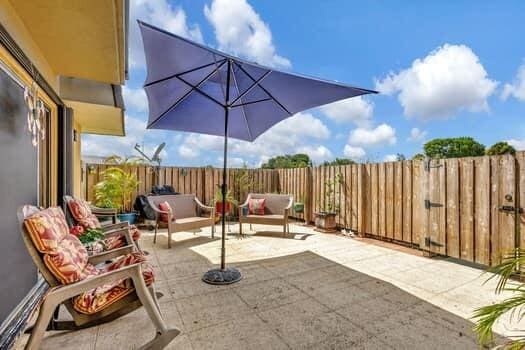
138;20;377;284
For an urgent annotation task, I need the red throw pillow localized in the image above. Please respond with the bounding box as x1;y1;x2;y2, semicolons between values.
248;198;265;215
158;201;174;222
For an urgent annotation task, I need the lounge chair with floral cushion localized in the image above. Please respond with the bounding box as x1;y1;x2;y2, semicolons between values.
18;205;179;350
64;195;142;251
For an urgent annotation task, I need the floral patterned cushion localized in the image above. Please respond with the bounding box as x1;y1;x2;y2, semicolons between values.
72;252;154;314
43;235;96;284
67;198;101;229
24;207;71;253
248;198;266;215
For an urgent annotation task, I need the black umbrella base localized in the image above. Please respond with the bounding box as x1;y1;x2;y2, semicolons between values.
202;267;242;285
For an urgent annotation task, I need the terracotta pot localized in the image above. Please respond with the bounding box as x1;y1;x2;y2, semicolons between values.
215;201;231;215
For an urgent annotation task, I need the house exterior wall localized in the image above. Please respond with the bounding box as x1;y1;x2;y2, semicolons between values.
0;0;58;91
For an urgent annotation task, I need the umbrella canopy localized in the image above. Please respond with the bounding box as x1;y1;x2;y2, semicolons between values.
138;20;377;284
138;20;376;142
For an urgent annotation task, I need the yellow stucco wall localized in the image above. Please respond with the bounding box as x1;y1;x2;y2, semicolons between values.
0;0;58;91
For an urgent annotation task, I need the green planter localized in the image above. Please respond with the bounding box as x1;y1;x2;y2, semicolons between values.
293;202;304;214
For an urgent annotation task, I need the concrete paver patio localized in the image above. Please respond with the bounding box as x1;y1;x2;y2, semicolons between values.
15;223;517;349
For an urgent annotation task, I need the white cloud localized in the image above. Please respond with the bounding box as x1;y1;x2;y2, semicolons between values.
376;44;498;120
204;0;291;68
384;154;398;162
82;115;146;157
296;145;333;164
82;115;167;161
129;0;203;68
343;145;366;160
508;139;525;150
502;62;525;101
407;127;427;142
348;123;397;147
123;86;148;112
321;96;373;126
178;144;199;159
177;133;224;159
176;112;331;165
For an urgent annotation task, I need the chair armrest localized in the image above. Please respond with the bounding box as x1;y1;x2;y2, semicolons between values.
90;206;117;215
284;197;294;210
194;197;213;210
103;227;134;245
102;222;128;231
88;245;134;265
239;197;250;208
194;197;215;218
48;263;143;301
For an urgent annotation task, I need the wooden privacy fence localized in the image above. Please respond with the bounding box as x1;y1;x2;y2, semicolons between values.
84;165;279;209
83;152;525;267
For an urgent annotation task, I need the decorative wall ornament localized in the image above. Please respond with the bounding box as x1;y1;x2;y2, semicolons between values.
23;81;45;147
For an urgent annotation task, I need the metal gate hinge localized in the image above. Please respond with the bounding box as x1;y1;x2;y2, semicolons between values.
424;237;444;248
424;199;443;209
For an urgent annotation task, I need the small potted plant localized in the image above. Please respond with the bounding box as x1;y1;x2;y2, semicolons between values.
213;186;237;222
314;173;341;232
70;225;105;255
94;155;141;224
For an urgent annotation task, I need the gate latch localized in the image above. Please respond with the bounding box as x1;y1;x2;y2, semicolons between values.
499;205;524;214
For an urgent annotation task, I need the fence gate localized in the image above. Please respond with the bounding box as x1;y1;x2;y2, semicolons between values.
491;155;518;265
420;155;520;264
421;158;446;255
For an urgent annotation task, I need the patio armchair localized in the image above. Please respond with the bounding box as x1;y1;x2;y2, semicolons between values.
63;195;142;252
147;194;215;248
239;193;293;237
18;205;179;350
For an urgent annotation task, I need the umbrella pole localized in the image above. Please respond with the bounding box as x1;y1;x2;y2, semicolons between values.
202;59;242;285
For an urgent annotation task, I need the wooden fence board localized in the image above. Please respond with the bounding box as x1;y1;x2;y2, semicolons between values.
402;161;412;243
394;161;403;241
378;163;386;237
371;163;378;235
460;158;475;261
445;159;460;259
475;157;491;265
385;162;394;239
412;161;424;246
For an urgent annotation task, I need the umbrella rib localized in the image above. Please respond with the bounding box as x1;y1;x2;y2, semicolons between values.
148;60;227;128
235;63;293;116
230;67;253;140
229;69;272;106
144;59;227;88
177;75;225;107
231;98;272;108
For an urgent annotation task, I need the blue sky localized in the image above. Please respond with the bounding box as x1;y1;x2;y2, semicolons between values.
83;0;525;166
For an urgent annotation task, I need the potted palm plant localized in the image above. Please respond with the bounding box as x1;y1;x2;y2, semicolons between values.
314;173;341;232
94;155;141;224
213;186;237;221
